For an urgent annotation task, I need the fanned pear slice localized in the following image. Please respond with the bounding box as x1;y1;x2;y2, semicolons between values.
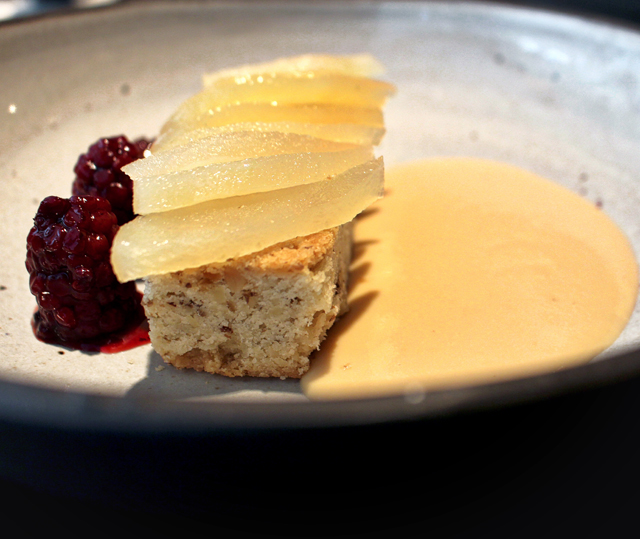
203;53;385;86
160;103;384;132
165;71;396;128
133;145;374;214
152;121;385;152
124;131;362;178
157;103;384;147
111;158;384;282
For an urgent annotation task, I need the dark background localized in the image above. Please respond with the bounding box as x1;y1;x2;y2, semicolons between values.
505;0;640;25
2;1;640;538
4;374;640;538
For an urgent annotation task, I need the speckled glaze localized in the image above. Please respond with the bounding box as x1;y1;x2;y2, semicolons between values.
1;0;640;411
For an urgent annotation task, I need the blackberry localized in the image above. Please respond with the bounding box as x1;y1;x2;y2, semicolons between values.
72;135;152;225
26;195;142;344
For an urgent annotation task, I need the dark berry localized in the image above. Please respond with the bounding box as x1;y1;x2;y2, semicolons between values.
72;135;152;225
26;195;142;344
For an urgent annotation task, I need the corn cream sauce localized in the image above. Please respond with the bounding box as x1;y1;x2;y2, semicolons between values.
301;158;639;399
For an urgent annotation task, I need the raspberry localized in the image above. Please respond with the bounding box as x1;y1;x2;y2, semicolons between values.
26;195;142;344
72;135;152;225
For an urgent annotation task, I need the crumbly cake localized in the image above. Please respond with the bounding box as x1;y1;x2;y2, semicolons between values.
142;224;352;378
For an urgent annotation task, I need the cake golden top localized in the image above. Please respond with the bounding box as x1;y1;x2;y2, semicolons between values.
174;227;345;278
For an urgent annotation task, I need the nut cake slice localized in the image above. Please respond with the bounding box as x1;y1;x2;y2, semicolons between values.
143;224;352;378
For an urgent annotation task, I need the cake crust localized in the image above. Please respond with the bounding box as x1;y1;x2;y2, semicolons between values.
142;224;352;378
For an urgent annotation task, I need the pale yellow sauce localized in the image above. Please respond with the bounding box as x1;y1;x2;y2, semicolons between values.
301;158;639;399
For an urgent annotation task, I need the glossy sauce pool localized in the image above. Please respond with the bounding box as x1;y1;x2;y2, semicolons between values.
301;158;639;399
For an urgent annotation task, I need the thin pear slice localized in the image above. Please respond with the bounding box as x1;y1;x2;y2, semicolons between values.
133;145;374;214
161;103;384;131
152;121;385;152
124;131;362;178
203;53;386;86
111;158;384;282
157;102;384;145
165;71;396;128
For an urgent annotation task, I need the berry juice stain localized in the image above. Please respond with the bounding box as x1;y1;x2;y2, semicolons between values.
99;320;150;353
32;304;150;354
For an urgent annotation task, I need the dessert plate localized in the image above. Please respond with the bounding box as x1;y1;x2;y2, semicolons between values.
2;0;640;510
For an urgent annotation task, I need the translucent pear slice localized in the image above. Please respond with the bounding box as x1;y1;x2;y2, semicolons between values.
111;158;384;282
133;145;374;214
157;103;384;145
124;131;361;178
166;72;396;128
152;121;385;152
203;53;386;86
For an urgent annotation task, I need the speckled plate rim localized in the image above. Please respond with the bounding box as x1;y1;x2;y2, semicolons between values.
2;0;640;435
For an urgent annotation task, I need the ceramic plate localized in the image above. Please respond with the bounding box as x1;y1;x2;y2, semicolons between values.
2;0;640;430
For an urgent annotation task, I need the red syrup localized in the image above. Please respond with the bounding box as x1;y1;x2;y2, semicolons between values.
31;301;150;354
97;317;150;353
